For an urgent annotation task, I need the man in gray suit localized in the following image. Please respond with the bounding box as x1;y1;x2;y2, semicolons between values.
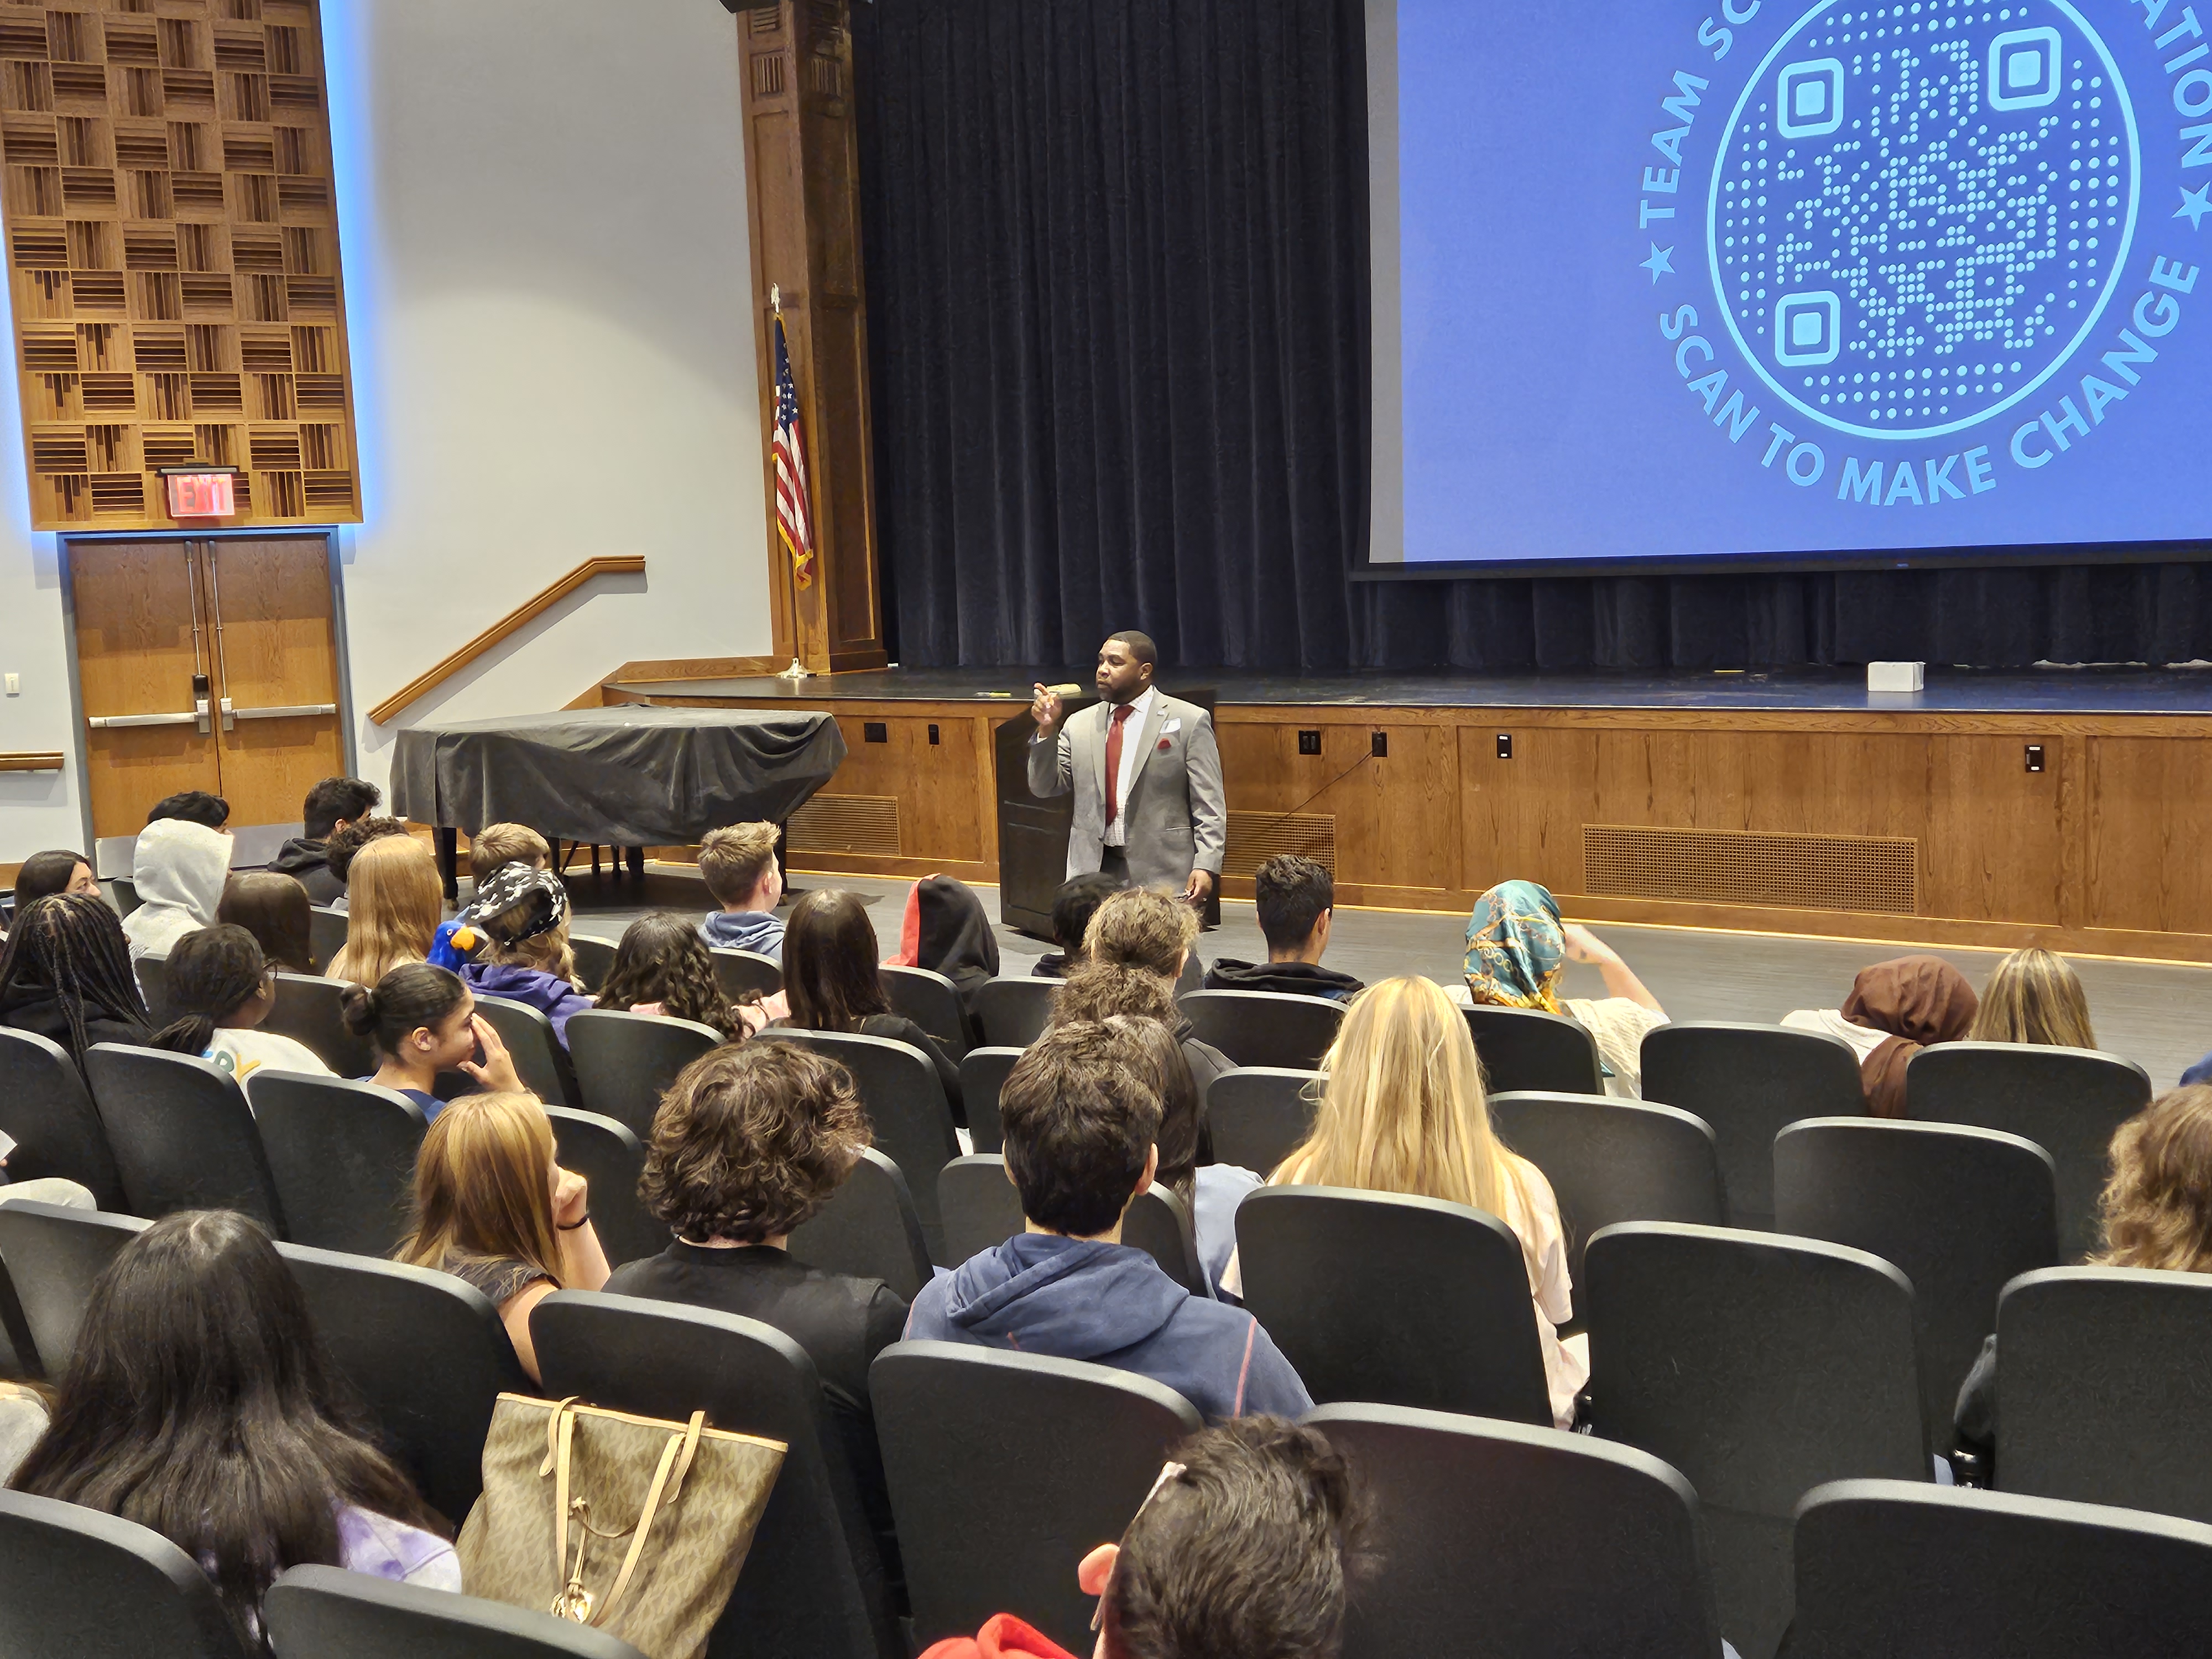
1028;632;1226;907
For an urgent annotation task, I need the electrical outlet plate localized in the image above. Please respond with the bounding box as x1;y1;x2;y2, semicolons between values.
1297;729;1322;755
1370;731;1388;759
2;674;18;696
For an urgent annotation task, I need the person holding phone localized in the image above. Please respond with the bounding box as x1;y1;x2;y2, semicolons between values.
1028;632;1227;910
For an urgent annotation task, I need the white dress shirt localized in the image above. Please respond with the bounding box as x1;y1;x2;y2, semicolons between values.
1100;685;1157;848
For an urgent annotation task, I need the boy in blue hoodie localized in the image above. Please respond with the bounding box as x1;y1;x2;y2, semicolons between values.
905;1020;1312;1422
697;822;786;961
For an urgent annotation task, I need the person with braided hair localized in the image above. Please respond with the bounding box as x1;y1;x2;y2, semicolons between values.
0;891;153;1070
151;924;330;1088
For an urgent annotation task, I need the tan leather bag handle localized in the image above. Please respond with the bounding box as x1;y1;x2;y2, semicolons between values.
539;1398;709;1631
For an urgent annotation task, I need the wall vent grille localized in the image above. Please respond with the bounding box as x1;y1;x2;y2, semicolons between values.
1582;824;1918;915
1226;811;1336;878
788;793;901;857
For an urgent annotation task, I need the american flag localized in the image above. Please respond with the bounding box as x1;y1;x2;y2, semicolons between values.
772;310;816;591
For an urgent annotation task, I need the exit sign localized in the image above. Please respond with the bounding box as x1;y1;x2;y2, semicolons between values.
162;469;237;518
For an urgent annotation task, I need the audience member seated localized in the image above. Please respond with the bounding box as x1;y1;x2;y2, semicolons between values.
1783;954;1979;1118
455;864;593;1048
605;1041;907;1588
773;888;964;1119
1052;888;1233;1096
144;789;230;831
697;822;787;961
1032;872;1122;980
1967;945;2096;1049
321;815;411;915
1226;975;1585;1429
7;1211;459;1645
217;869;317;974
595;911;750;1039
1204;854;1364;1004
327;833;444;988
906;1021;1311;1421
885;874;1000;1036
1463;880;1666;1098
1112;1014;1255;1298
121;815;233;962
152;924;331;1085
0;1381;44;1483
269;776;383;905
0;891;154;1069
343;962;523;1120
921;1417;1363;1659
396;1092;610;1381
467;822;551;888
1955;1083;2212;1456
2;849;98;940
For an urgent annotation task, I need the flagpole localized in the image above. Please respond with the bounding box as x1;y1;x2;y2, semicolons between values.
770;279;811;680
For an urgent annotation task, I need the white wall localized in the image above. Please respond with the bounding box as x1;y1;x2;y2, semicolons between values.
1;0;774;864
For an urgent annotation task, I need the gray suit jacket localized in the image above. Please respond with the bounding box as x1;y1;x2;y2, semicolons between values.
1027;693;1227;891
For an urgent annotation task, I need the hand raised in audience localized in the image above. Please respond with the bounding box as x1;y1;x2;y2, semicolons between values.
458;1013;525;1094
1561;922;1622;966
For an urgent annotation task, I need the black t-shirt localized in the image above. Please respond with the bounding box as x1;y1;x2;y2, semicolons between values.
604;1242;909;1588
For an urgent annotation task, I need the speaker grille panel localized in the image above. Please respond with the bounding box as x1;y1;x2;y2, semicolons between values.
1582;825;1918;915
1226;811;1336;878
787;794;901;858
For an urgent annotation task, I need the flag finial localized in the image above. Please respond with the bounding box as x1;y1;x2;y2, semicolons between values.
771;283;782;313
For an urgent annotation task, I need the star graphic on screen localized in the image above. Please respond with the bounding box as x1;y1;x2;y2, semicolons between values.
1641;243;1676;283
2178;184;2212;231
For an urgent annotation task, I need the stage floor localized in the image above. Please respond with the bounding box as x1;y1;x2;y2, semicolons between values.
607;664;2212;717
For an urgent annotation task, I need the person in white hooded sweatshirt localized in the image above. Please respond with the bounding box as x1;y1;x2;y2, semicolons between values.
122;817;233;962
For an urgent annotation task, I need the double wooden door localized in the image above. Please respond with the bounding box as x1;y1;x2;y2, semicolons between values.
69;536;347;851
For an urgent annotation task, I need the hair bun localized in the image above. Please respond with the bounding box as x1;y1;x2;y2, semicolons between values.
338;983;380;1037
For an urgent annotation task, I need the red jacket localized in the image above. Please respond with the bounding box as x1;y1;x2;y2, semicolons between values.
920;1613;1082;1659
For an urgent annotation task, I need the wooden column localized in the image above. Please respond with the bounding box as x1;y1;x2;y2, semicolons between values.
736;0;888;673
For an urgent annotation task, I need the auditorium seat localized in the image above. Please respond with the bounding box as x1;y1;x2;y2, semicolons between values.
752;1029;962;1264
1235;1186;1551;1425
0;1201;144;1378
565;1008;723;1137
1789;1478;2212;1658
267;1564;646;1659
1177;989;1344;1070
469;993;579;1108
880;964;972;1057
936;1153;1025;1267
1487;1089;1725;1326
956;1046;1021;1153
789;1145;932;1301
531;1292;901;1659
872;1340;1203;1655
110;876;142;918
262;972;375;1077
279;1241;529;1524
307;904;348;975
1583;1222;1927;1659
1774;1118;2058;1458
710;946;782;1003
84;1044;287;1234
1203;1067;1319;1176
0;1028;124;1208
1309;1403;1722;1659
567;932;620;996
1904;1042;2152;1260
1122;1182;1211;1298
1994;1265;2212;1524
1639;1020;1866;1232
0;1488;245;1659
1460;1004;1603;1097
135;952;172;1026
543;1105;662;1270
252;1072;427;1258
974;976;1056;1048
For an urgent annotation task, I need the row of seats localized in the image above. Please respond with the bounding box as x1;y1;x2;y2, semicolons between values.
1;1196;2206;1659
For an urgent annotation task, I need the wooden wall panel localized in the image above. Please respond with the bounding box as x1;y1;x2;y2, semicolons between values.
817;712;987;866
1217;721;1459;896
2084;738;2212;935
0;0;358;531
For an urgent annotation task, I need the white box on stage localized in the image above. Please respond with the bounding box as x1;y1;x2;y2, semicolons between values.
1867;661;1926;693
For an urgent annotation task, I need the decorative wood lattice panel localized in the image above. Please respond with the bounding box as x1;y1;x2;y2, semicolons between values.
0;0;358;530
1583;824;1919;915
1225;811;1336;878
787;793;901;857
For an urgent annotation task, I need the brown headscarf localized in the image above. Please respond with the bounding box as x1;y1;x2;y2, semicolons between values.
1843;955;1980;1118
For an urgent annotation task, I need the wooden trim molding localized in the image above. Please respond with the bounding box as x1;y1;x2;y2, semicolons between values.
0;752;65;773
369;556;646;726
602;655;787;684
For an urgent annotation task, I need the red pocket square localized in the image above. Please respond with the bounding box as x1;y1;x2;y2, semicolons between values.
1157;738;1172;752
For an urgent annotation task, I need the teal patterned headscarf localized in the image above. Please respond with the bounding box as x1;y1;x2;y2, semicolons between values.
1463;880;1566;1014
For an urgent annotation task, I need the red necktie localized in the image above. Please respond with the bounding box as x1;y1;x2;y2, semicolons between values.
1104;703;1136;826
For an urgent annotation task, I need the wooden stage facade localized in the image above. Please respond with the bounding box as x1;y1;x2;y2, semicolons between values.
592;666;2212;963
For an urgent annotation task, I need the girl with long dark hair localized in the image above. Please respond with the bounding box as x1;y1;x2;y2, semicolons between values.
0;891;153;1068
7;1211;457;1648
152;925;331;1085
595;911;746;1041
773;888;963;1119
217;870;316;976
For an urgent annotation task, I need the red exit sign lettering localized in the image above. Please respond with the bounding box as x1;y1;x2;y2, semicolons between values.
165;471;236;518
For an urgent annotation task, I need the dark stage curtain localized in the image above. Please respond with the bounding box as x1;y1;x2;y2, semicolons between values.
853;0;2212;674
